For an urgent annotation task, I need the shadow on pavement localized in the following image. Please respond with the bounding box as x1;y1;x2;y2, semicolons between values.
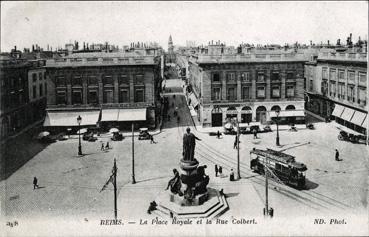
303;179;319;190
135;175;170;184
225;192;239;198
1;126;50;181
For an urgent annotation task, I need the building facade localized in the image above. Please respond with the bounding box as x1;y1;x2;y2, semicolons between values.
0;55;47;141
187;51;307;127
45;51;162;130
305;51;367;134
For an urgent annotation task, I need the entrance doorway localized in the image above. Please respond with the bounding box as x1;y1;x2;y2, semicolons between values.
211;107;223;127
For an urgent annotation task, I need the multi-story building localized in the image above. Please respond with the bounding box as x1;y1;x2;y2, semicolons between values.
187;45;308;127
305;51;368;135
44;51;162;130
0;50;47;141
166;35;176;64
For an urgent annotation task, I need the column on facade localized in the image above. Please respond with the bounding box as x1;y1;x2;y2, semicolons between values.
251;68;256;99
236;72;241;101
335;68;339;99
98;73;104;104
113;73;119;103
281;70;286;99
129;72;134;103
66;72;72;105
82;75;88;105
344;68;348;100
221;71;227;100
265;69;271;100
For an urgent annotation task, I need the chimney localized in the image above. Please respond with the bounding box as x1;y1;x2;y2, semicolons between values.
327;40;330;46
32;45;35;52
14;45;17;51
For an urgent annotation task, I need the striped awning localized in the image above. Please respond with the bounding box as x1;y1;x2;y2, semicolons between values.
331;104;345;117
269;110;305;118
341;107;355;121
350;111;367;127
188;93;199;108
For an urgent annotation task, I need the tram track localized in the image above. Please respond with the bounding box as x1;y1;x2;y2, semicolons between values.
167;93;353;213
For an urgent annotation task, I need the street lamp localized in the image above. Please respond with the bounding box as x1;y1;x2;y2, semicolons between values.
77;115;82;156
236;118;241;180
275;110;280;146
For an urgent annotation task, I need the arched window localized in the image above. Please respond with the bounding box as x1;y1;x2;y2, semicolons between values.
286;105;296;110
271;105;281;111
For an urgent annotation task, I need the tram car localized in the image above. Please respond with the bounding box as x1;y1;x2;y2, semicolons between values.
250;148;307;189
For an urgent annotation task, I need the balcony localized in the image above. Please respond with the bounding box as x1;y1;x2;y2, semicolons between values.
195;53;308;64
318;52;367;62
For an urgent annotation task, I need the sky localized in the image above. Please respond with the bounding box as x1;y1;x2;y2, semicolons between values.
1;1;368;52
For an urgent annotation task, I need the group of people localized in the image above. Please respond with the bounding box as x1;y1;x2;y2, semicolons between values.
100;142;110;151
214;164;223;177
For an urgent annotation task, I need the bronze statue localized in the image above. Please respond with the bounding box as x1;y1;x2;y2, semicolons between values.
182;127;201;161
166;169;183;196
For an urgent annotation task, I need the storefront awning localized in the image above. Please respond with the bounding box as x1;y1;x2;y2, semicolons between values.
102;109;119;121
188;93;199;108
240;109;252;114
341;107;355;121
331;104;345;117
350;111;367;127
43;110;100;127
362;115;368;128
117;108;147;121
269;110;305;118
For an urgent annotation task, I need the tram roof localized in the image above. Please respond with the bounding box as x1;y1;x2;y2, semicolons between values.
250;148;295;164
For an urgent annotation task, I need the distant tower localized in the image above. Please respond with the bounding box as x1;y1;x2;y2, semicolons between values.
168;35;175;63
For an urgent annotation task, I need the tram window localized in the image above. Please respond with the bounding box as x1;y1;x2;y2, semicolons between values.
275;163;282;171
281;165;289;173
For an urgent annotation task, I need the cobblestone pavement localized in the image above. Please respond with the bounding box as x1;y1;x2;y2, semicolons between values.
1;78;368;236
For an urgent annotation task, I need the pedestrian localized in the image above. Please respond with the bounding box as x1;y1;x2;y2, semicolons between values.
335;149;341;161
177;116;180;124
233;135;239;149
150;135;156;144
253;129;258;139
219;166;223;176
215;165;218;177
33;177;39;189
101;142;104;151
230;169;235;181
105;142;110;150
217;130;220;139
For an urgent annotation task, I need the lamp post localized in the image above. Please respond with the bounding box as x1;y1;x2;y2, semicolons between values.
77;115;82;155
236;118;241;180
275;110;280;146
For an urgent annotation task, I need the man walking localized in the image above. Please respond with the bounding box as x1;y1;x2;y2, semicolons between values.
101;142;104;151
150;134;156;144
215;165;218;177
335;149;341;161
218;166;223;176
33;177;39;189
217;130;221;139
105;142;110;150
253;129;258;139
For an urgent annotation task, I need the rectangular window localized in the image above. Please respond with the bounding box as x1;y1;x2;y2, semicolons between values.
348;71;355;82
103;89;114;103
33;85;37;99
329;69;337;81
322;68;328;79
257;72;264;82
212;87;221;100
39;72;43;81
73;76;82;86
309;79;313;91
227;87;236;100
119;75;128;85
88;76;98;85
119;89;130;103
347;86;355;102
359;72;366;83
72;90;82;104
271;72;280;81
359;88;366;105
212;73;220;82
56;91;67;105
242;87;250;99
56;76;66;86
32;73;37;82
241;72;250;82
135;74;144;84
338;83;345;99
88;90;98;104
338;70;345;80
287;72;294;79
44;72;47;80
134;88;144;102
103;75;113;85
286;85;295;97
257;86;265;98
39;84;43;97
329;82;336;97
271;86;280;98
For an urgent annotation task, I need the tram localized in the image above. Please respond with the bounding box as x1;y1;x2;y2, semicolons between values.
250;148;307;189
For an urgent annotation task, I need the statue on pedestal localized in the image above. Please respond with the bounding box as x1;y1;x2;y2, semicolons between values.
182;127;201;161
